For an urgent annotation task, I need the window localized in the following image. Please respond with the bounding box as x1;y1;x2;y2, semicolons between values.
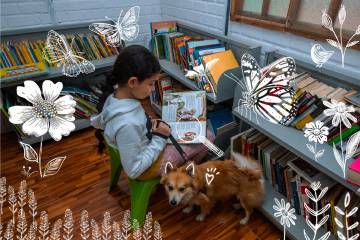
230;0;360;50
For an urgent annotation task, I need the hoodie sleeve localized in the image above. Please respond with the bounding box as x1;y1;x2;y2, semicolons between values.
115;124;167;179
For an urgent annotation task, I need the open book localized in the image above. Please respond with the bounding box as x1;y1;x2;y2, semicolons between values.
162;91;206;144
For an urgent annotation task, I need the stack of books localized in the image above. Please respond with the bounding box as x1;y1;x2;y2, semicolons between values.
1;33;119;79
231;129;360;236
60;87;99;119
150;21;239;94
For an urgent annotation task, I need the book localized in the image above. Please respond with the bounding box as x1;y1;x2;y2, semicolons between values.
348;156;360;186
345;92;360;107
0;62;48;80
150;21;177;36
207;107;234;135
162;91;206;144
201;50;239;94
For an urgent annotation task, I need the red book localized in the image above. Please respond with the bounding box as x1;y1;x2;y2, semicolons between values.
348;156;360;186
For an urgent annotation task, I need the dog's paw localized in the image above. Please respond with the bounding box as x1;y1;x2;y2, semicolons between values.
196;214;205;221
233;203;241;210
182;206;193;214
239;217;249;225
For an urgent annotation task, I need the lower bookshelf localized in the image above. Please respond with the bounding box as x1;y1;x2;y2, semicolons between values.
260;181;335;240
20;118;91;144
232;108;359;196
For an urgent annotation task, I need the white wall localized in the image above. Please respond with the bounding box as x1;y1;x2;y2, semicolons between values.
0;0;162;44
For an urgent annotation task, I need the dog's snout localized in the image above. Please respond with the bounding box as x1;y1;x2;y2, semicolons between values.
170;199;177;206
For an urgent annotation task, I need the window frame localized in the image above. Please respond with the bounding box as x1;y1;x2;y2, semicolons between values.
230;0;360;50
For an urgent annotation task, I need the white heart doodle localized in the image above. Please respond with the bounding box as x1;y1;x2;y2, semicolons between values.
205;173;215;185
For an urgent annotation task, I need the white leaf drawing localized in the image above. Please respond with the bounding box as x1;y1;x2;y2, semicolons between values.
318;232;331;240
348;207;358;217
345;131;360;160
348;222;359;230
305;189;316;201
344;192;350;208
306;218;316;232
346;41;359;48
318;187;328;201
318;215;329;228
43;157;66;177
333;144;345;174
326;39;341;49
306;143;315;154
19;142;38;163
349;234;359;240
335;206;345;215
315;149;325;159
337;231;346;240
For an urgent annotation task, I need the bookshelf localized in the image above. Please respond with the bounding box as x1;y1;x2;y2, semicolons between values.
1;24;118;143
231;51;360;240
152;22;261;106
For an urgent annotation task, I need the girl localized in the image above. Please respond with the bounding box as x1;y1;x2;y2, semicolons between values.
92;45;212;180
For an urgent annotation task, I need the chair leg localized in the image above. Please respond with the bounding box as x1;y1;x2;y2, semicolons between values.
129;178;160;226
109;158;122;192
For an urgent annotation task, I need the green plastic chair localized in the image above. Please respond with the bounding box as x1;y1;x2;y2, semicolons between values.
106;142;160;226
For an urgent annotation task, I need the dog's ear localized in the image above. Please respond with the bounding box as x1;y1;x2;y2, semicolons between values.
185;162;195;177
164;161;174;175
160;175;167;185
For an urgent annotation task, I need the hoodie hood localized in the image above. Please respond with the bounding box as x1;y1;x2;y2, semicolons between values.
91;95;142;130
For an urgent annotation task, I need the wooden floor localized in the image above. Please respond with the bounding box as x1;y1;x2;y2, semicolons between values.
0;101;282;240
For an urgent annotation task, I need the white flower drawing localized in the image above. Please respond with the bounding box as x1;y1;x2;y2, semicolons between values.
273;198;297;240
9;80;76;141
321;5;360;67
304;121;329;144
304;121;329;161
323;99;356;128
8;80;76;178
323;100;359;178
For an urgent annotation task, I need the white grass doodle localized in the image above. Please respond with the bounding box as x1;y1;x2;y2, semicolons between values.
273;198;297;240
8;80;76;178
303;181;331;240
321;5;360;67
323;99;359;178
225;53;297;125
310;43;334;68
89;6;140;47
334;192;359;240
185;58;219;97
42;30;95;77
0;178;164;240
205;168;220;185
304;121;329;161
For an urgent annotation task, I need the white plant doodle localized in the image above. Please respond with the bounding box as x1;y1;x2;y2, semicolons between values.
205;168;220;185
225;53;297;125
310;43;334;68
273;198;297;240
185;58;219;97
334;192;359;240
89;6;140;47
42;30;95;77
0;178;164;240
303;181;331;240
304;121;329;161
8;80;76;178
321;5;360;67
323;99;359;178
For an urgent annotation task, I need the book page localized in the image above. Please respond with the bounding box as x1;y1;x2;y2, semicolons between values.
162;91;206;144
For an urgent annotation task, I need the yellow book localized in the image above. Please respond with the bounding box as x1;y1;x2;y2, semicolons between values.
201;50;239;86
14;43;26;65
86;35;102;59
0;62;48;79
92;35;108;58
20;42;33;64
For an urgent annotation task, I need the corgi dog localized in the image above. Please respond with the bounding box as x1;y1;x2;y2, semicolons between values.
160;152;265;224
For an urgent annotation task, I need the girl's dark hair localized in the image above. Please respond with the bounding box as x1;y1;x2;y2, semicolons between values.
95;44;161;154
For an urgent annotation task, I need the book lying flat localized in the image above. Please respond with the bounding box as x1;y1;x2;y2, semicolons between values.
162;91;206;144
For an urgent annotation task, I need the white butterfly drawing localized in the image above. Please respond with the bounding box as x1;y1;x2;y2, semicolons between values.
89;6;140;47
185;58;219;95
225;53;297;125
42;30;95;77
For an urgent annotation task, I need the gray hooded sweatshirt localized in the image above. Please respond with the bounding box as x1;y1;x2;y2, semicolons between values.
91;95;167;179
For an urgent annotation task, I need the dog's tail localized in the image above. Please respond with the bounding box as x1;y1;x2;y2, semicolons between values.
232;152;263;181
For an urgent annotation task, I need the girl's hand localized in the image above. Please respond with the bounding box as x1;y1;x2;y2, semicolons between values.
152;121;171;137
